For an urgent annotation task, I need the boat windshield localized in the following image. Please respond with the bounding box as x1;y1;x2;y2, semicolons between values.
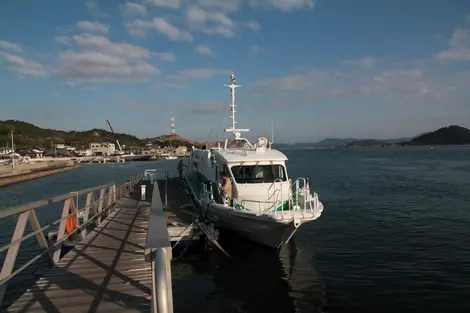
230;164;287;183
226;138;252;149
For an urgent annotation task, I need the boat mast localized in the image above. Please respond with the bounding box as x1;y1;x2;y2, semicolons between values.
224;73;249;139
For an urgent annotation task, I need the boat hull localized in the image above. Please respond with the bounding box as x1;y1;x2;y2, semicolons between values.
182;174;322;249
204;203;299;248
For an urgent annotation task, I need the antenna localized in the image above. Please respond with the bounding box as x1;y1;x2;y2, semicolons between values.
170;112;176;135
224;72;249;139
271;121;274;145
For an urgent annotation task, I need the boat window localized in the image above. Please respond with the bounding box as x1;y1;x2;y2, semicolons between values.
226;139;251;149
230;164;286;183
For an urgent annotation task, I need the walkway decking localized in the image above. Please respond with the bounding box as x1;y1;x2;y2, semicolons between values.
5;178;192;313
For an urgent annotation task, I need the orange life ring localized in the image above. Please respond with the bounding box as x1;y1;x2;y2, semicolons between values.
65;216;77;241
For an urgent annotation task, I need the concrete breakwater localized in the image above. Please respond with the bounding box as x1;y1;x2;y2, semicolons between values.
0;161;81;187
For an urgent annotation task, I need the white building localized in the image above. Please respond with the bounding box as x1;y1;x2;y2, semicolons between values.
56;143;76;151
0;147;13;156
90;142;116;156
175;146;188;154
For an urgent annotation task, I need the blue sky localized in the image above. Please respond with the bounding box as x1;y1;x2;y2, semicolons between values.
1;0;470;143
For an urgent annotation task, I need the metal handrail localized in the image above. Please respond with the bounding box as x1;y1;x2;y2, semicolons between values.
144;181;173;313
240;199;277;213
0;183;110;219
0;180;123;307
0;168;172;309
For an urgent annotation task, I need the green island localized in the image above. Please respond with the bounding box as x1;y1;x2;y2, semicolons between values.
0;120;204;150
272;125;470;149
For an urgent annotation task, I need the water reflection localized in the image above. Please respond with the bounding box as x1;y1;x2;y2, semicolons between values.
172;230;325;313
279;238;326;313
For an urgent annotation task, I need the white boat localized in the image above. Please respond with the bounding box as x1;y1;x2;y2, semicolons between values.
165;156;178;160
184;73;324;249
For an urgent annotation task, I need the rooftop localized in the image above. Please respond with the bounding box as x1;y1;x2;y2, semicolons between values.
214;148;288;162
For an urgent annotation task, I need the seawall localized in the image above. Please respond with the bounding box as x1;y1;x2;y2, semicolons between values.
0;161;81;187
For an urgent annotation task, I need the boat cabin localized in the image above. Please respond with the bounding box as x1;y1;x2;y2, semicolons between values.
188;137;291;212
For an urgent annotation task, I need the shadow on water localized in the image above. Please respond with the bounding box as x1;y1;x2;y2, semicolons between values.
172;229;326;313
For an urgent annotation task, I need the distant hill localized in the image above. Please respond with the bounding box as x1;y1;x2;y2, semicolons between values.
0;120;205;150
272;139;358;149
142;134;205;149
273;137;412;149
343;137;413;148
403;125;470;146
0;120;144;149
313;138;358;147
145;134;194;144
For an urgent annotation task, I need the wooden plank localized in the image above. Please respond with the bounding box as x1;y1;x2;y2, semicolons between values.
4;178;194;313
5;191;153;312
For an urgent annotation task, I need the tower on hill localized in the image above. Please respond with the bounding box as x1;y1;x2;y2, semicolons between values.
170;113;176;135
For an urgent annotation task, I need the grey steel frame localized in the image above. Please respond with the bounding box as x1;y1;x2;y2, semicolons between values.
0;172;145;307
144;169;173;313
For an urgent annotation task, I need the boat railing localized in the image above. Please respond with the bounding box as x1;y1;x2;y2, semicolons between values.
0;173;144;307
240;199;277;213
290;177;316;214
201;182;214;201
267;178;284;208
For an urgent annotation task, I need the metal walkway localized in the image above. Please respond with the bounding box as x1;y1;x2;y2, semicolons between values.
0;169;200;313
5;194;153;313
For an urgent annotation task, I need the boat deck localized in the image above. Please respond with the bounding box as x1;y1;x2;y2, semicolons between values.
5;178;192;313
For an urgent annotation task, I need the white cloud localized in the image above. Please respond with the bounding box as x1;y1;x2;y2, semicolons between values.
124;20;151;37
152;18;194;41
195;44;213;56
437;28;470;61
196;0;241;13
54;34;167;83
342;56;375;68
121;2;148;16
0;40;23;53
76;21;109;34
248;58;457;106
55;36;71;45
245;21;261;31
249;44;261;53
192;0;314;12
124;2;267;39
186;6;236;37
72;33;152;59
125;18;193;40
0;52;46;77
249;0;315;11
85;0;110;18
57;51;159;83
169;68;230;83
153;52;176;61
149;0;181;9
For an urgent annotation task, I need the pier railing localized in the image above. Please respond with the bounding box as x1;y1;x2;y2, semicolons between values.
0;176;138;307
141;168;173;313
0;168;178;310
145;179;173;313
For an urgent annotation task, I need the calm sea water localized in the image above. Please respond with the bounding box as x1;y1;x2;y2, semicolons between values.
1;147;469;313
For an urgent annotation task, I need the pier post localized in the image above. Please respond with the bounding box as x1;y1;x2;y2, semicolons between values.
141;184;146;201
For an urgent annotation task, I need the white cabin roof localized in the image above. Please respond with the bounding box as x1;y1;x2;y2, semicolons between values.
213;148;287;163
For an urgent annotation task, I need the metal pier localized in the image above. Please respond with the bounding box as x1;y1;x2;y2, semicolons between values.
0;169;200;313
